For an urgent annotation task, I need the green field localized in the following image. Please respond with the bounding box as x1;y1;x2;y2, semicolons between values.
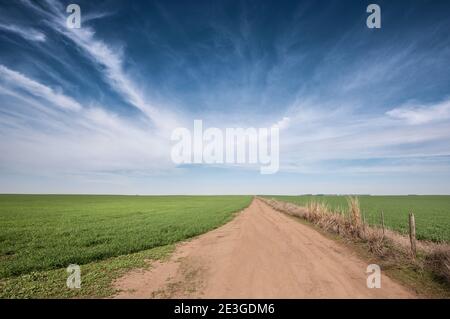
268;195;450;242
0;195;252;279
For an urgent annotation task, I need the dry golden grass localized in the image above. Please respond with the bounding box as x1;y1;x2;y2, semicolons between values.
263;197;379;242
425;247;450;283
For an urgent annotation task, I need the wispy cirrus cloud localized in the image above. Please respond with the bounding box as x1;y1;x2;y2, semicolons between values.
0;23;46;42
386;99;450;125
21;0;180;132
0;65;82;111
276;95;450;175
1;0;450;194
0;65;172;176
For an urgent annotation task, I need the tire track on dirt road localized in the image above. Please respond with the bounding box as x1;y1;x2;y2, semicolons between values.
114;198;416;298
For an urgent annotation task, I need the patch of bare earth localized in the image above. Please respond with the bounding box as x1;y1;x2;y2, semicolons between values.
113;199;416;298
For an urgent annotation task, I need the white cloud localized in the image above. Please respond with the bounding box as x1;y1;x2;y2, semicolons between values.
272;117;290;130
386;99;450;124
0;66;172;175
0;65;82;111
3;0;449;191
0;23;46;42
21;0;180;133
275;96;450;174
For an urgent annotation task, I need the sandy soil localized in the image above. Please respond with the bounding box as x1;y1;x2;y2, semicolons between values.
113;198;416;298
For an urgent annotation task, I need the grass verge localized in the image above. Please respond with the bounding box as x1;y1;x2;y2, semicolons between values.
0;244;174;298
260;197;450;298
270;195;450;242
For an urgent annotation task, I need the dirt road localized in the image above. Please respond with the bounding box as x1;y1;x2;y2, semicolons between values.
114;198;415;298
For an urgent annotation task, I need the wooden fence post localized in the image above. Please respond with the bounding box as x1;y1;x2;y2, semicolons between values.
409;212;416;258
362;212;366;228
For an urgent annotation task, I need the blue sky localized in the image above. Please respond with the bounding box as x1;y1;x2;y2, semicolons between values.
1;0;450;194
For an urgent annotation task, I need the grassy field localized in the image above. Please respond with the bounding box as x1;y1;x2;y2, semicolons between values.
267;195;450;243
0;195;252;280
